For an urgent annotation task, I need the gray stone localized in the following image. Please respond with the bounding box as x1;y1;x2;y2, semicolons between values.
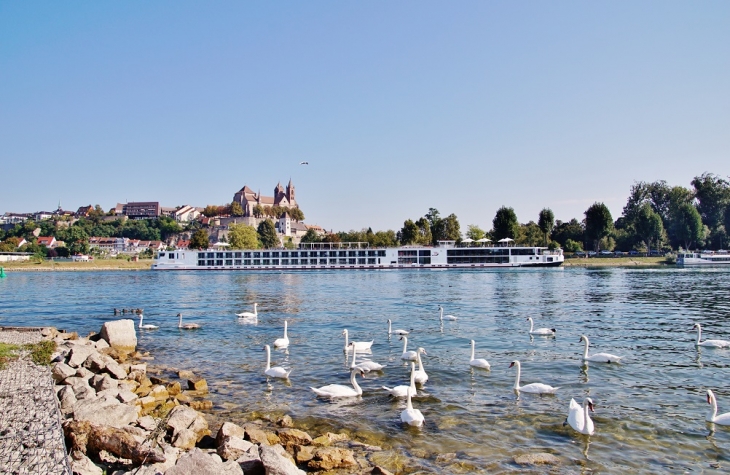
73;396;138;428
83;352;107;372
218;436;254;461
172;428;198;450
67;346;95;368
117;388;138;404
167;405;209;445
259;444;305;475
166;447;243;475
72;383;96;401
137;415;158;431
103;355;128;379
307;447;357;471
276;428;312;447
52;362;76;382
94;338;110;350
100;319;137;352
216;421;246;445
130;363;147;374
91;374;118;392
58;385;77;414
74;367;94;380
513;452;561;466
70;452;104;475
236;445;264;474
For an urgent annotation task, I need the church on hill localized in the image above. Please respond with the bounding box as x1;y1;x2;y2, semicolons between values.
232;179;297;217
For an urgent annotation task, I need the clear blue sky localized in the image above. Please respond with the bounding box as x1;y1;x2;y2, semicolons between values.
2;2;728;232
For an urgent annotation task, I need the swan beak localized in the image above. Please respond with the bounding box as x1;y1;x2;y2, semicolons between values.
588;402;595;412
707;394;712;404
508;362;515;368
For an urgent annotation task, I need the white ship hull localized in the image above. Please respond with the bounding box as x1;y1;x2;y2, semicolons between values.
677;252;730;266
152;242;563;271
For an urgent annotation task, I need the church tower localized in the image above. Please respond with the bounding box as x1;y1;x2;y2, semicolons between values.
286;179;296;207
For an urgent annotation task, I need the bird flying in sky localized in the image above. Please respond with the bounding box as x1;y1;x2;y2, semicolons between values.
300;161;309;165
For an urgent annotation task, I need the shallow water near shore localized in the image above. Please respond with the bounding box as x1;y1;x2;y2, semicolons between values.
2;267;730;473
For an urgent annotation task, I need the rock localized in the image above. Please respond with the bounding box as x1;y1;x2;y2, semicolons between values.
244;424;280;446
166;405;209;448
68;346;95;368
128;370;146;382
72;383;96;401
371;466;394;475
58;385;77;414
95;388;120;400
83;352;107;372
258;444;305;475
100;319;137;352
187;376;208;392
275;415;293;428
435;452;456;464
70;451;104;475
348;440;382;451
130;363;147;374
138;395;159;412
137;416;158;431
64;420;165;465
513;452;561;466
312;432;349;446
94;338;110;350
307;447;357;471
52;362;76;382
166;447;242;475
188;400;213;411
218;436;254;461
293;445;314;464
277;428;312;447
236;445;264;475
91;374;118;392
117;389;138;404
73;396;138;428
216;421;246;446
103;356;128;379
167;381;181;395
178;369;195;379
149;385;169;401
74;368;94;380
172;428;199;450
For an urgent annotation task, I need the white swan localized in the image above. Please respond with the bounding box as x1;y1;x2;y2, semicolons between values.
527;317;555;336
177;313;201;330
509;360;558;394
310;368;364;398
400;336;417;361
237;303;258;319
400;363;424;427
469;340;490;369
274;320;289;348
342;329;373;352
350;343;386;372
388;319;409;335
138;314;159;330
438;305;457;321
694;323;730;348
566;397;595;435
263;345;291;379
414;348;428;384
707;389;730;425
580;335;623;363
382;361;417;397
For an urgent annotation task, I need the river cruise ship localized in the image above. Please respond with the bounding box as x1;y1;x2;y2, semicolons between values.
152;241;564;271
677;250;730;266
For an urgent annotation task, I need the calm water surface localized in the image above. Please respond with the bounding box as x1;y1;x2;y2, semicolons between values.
2;267;730;473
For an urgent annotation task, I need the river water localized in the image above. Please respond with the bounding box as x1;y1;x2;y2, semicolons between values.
1;267;730;473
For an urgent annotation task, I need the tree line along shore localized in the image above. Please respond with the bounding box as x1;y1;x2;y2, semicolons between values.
2;172;729;257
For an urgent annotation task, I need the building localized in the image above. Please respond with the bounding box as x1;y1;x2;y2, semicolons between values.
276;212;309;238
33;211;55;221
76;205;94;217
37;236;57;248
174;205;200;223
232;180;297;217
89;237;128;253
122;202;161;219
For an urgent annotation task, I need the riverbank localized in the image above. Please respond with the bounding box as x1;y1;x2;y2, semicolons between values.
562;256;670;267
0;260;153;271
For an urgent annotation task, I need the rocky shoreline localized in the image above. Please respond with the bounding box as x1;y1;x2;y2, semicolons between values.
47;320;396;475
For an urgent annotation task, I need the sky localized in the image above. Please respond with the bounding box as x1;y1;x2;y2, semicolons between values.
1;2;729;232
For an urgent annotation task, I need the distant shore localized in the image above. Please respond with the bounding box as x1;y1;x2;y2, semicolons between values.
0;256;672;271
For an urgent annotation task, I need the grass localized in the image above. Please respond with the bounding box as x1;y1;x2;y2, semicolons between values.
0;259;152;271
0;343;20;369
24;340;57;366
563;256;670;267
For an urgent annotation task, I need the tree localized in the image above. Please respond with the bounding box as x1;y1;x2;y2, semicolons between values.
538;208;555;246
466;225;486;241
414;218;432;245
516;221;542;246
252;204;264;218
62;226;90;255
257;219;279;248
691;173;730;248
289;208;305;221
322;233;342;243
301;229;320;243
441;214;461;241
425;208;443;245
372;230;398;247
228;224;259;249
672;203;704;250
189;229;209;249
492;206;519;241
551;219;585;249
398;219;419;245
584;202;613;251
634;203;665;253
202;205;219;217
230;202;244;217
158;216;182;240
564;239;583;252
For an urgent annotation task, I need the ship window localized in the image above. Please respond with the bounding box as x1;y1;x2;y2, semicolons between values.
319;259;327;265
168;254;175;259
419;250;430;256
225;252;233;258
281;259;289;265
348;251;356;257
159;253;166;258
290;259;298;265
339;251;347;257
244;259;251;265
207;252;214;258
398;257;417;264
378;251;386;257
234;259;242;265
339;259;347;264
368;251;375;257
290;252;298;257
329;251;337;257
234;252;242;258
349;259;356;264
398;250;418;256
358;258;366;264
262;252;270;258
272;259;279;265
253;259;261;265
216;252;224;258
272;252;279;258
253;252;261;258
419;257;431;265
358;251;366;257
225;259;233;265
262;259;270;265
300;259;308;265
216;260;223;266
198;253;205;259
243;252;251;258
207;260;215;266
198;260;205;266
368;258;376;264
300;251;308;257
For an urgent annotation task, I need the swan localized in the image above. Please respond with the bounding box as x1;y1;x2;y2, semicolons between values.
693;323;730;348
509;360;558;394
469;340;490;369
382;361;417;397
237;303;258;319
177;313;201;330
350;343;386;372
706;389;730;425
310;368;364;398
565;397;595;435
274;320;289;348
400;363;424;427
580;335;623;363
438;305;457;321
414;348;428;384
400;336;417;361
138;314;159;330
342;329;373;352
388;319;409;336
527;317;555;336
263;345;291;379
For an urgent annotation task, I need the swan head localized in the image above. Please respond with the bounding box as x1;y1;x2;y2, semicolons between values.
351;367;365;376
707;389;715;405
342;329;348;336
579;335;587;343
417;347;427;355
399;336;405;341
585;397;595;412
177;313;182;318
509;360;519;368
263;345;270;351
693;323;701;330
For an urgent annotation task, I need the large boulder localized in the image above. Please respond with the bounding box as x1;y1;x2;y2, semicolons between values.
67;346;95;368
69;452;103;475
218;436;254;461
166;448;242;475
307;447;357;471
276;428;312;447
236;445;264;474
99;320;137;352
166;405;209;448
73;396;138;428
52;362;76;382
259;445;305;475
216;422;246;446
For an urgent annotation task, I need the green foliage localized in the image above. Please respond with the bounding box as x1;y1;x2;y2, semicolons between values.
284;237;296;249
425;208;443;245
322;233;341;243
538;208;555;245
584;202;613;251
252;204;264;218
691;173;730;248
415;218;432;245
672;203;704;250
189;229;210;249
0;343;20;369
564;239;583;252
548;240;561;250
230;201;244;217
139;248;154;259
633;203;665;253
228;223;259;249
289;207;305;222
399;219;419;245
466;225;485;241
158;216;182;240
441;214;461;242
516;221;542;246
301;228;320;243
257;219;279;248
492;206;519;241
598;236;616;251
24;340;56;366
202;205;221;217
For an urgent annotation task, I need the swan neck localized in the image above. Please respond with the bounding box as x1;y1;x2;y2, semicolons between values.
513;362;521;389
178;315;182;328
388;321;391;333
402;337;408;352
283;321;288;338
470;341;475;360
409;363;417;390
350;370;362;394
265;347;271;370
350;349;357;368
528;319;533;332
439;307;443;320
344;331;348;349
416;351;423;371
709;395;718;421
696;326;701;345
583;400;591;424
583;338;589;359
